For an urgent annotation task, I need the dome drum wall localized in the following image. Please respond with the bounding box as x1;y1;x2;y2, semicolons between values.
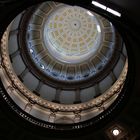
0;46;128;125
0;29;128;125
0;1;128;128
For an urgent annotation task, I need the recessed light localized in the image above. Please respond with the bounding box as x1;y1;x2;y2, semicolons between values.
112;129;120;136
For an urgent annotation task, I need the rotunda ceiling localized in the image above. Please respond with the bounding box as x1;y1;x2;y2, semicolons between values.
0;1;128;128
19;2;119;86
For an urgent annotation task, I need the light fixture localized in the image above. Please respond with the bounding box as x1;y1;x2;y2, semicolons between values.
112;129;120;136
92;1;106;10
92;1;121;17
107;8;121;17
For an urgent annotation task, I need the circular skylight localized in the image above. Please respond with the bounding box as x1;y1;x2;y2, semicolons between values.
44;5;102;64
